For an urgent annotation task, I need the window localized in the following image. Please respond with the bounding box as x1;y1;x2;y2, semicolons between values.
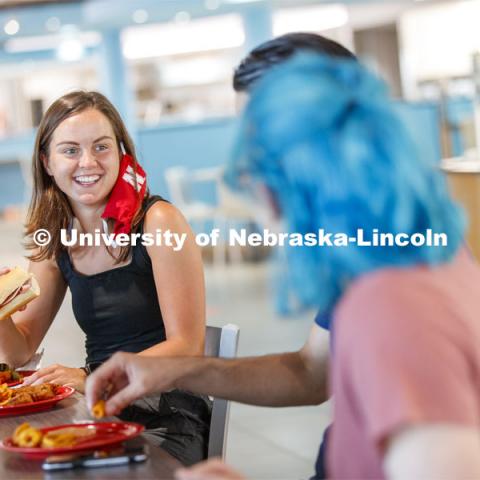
123;14;245;125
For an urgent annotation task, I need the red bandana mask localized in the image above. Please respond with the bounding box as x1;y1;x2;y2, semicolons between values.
101;152;147;236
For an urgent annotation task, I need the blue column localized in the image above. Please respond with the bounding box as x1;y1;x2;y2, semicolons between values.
241;4;273;54
98;28;136;139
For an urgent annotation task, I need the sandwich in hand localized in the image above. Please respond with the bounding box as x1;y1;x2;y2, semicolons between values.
0;267;40;321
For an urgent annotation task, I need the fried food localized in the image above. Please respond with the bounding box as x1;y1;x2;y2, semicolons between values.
0;371;12;384
0;383;12;405
12;423;42;448
11;423;97;449
7;391;32;406
91;399;105;419
29;383;56;402
41;431;77;448
0;364;21;384
12;422;31;444
0;383;59;407
17;428;42;447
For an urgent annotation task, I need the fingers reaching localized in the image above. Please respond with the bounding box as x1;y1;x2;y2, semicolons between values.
85;352;130;412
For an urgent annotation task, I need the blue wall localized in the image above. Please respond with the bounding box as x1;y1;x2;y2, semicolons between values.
0;117;238;209
395;101;442;165
137;117;238;198
0;100;469;210
0;162;27;207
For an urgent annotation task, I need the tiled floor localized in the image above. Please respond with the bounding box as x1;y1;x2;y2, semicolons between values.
1;220;331;479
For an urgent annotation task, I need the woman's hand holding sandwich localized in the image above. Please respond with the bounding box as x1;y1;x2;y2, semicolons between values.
0;267;31;312
0;258;67;368
1;263;87;392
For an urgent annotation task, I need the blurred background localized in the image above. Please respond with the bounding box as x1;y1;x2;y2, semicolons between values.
2;0;480;212
0;0;479;478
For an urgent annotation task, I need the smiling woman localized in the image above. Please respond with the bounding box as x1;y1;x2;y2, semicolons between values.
24;92;141;264
0;91;211;466
46;112;120;209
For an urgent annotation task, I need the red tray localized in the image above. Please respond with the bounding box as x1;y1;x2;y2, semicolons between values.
0;422;144;458
5;370;36;387
0;386;75;417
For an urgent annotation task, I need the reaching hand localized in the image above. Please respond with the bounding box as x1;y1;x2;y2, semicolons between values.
22;364;87;392
85;352;181;416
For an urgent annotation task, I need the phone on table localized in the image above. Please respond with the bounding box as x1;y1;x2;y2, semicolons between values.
42;439;148;471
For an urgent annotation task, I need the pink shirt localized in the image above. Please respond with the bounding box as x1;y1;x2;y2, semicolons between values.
328;249;480;479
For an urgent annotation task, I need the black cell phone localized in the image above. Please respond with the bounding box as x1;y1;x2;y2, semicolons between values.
42;440;148;471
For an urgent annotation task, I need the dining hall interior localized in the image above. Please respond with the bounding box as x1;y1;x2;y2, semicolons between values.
0;0;479;479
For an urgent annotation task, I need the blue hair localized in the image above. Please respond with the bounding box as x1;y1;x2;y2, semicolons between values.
225;53;465;314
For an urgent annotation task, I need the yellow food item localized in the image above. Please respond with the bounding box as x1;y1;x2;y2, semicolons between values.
41;431;77;448
13;423;43;448
11;424;97;449
0;384;12;406
91;399;105;419
1;383;59;407
12;422;31;444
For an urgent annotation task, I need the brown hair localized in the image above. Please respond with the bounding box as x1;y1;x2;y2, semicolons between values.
24;90;150;263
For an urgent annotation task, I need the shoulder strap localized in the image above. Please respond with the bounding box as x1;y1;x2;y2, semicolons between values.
55;248;73;283
139;194;169;232
133;194;170;268
143;194;170;211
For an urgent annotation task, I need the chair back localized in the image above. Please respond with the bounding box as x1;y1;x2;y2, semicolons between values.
164;166;189;209
205;324;240;458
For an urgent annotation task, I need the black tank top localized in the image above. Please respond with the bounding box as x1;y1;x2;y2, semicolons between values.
56;195;167;364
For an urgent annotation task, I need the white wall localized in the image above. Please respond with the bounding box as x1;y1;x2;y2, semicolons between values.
399;0;480;99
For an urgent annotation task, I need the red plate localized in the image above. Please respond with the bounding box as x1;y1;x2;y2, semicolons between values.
5;370;36;387
0;386;75;417
0;422;144;458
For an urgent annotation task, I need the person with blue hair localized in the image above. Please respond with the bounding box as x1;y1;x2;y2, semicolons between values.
86;54;480;479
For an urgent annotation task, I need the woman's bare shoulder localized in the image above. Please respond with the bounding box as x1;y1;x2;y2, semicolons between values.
144;200;189;232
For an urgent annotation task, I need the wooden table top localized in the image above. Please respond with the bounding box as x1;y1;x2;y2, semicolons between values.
0;393;180;479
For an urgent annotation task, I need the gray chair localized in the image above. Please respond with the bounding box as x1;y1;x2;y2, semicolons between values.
205;324;240;459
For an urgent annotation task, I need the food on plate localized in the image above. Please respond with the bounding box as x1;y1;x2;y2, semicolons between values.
13;423;42;448
0;384;12;406
91;399;105;419
0;364;21;384
12;422;31;444
0;267;40;321
41;431;77;448
11;423;97;448
0;383;59;407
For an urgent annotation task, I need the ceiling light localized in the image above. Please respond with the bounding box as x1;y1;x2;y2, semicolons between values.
132;9;149;24
5;30;100;54
56;25;85;62
45;16;61;32
205;0;221;10
56;38;85;62
123;14;244;59
274;4;349;36
223;0;263;3
174;11;191;24
4;19;20;36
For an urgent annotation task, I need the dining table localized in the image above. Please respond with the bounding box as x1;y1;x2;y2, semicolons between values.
0;392;181;479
